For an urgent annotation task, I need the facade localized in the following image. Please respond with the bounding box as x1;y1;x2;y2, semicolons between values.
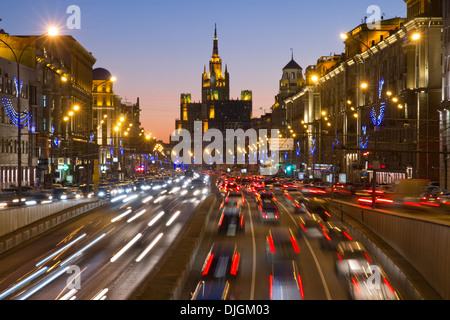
35;35;97;186
271;56;304;139
175;26;252;136
284;2;442;184
441;0;450;189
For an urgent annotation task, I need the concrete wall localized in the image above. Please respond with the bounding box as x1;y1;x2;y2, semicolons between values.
328;200;449;300
0;199;106;255
0;199;95;237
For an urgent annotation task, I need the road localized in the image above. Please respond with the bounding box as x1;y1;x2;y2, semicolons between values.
181;189;356;300
0;177;209;300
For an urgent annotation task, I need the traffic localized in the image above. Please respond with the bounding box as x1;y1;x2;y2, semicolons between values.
185;172;401;300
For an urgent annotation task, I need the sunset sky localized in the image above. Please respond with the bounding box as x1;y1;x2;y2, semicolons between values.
1;0;407;142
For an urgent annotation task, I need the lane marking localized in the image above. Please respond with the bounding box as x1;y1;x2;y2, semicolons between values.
246;199;257;301
278;200;332;300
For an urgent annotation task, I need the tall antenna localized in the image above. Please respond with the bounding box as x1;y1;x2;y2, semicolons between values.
290;48;293;60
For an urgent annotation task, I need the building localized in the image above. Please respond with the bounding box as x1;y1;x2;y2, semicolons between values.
271;54;305;138
440;0;450;189
175;25;252;135
285;1;442;184
35;35;97;186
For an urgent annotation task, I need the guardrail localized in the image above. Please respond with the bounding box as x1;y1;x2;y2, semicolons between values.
327;199;446;300
0;199;108;255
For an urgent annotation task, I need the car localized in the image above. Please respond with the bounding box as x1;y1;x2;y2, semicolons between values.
282;182;298;192
269;260;304;300
224;191;245;206
256;191;277;204
52;187;71;200
297;212;327;238
97;185;111;199
191;280;231;300
319;220;353;251
420;192;441;207
304;200;331;222
201;242;240;281
258;199;280;223
218;204;245;235
66;187;84;199
221;182;239;194
266;227;300;263
335;241;372;278
345;266;398;300
292;195;308;213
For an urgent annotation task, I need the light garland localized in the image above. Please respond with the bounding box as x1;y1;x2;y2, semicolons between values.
310;138;316;155
359;125;369;149
370;78;386;126
1;97;32;128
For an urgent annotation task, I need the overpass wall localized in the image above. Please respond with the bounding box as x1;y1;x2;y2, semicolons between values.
328;200;450;300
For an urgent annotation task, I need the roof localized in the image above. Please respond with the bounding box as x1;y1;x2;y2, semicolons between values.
283;59;302;70
93;67;112;81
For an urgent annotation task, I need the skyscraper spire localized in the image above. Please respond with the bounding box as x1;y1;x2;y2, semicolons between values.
212;23;219;58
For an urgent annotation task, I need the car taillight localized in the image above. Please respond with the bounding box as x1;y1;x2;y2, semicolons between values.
240;214;244;227
383;278;395;295
323;231;331;241
364;252;372;263
202;254;214;276
352;278;362;295
290;236;300;253
230;253;240;276
268;236;275;254
343;231;353;240
337;253;343;263
297;274;305;299
218;213;224;227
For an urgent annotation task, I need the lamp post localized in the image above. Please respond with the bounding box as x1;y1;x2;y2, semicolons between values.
0;28;58;205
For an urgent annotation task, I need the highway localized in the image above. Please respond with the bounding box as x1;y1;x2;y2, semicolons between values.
0;176;209;300
181;186;400;300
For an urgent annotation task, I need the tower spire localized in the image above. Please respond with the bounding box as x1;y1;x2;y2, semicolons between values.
212;24;219;58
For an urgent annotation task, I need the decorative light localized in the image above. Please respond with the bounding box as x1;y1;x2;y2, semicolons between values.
359;126;369;150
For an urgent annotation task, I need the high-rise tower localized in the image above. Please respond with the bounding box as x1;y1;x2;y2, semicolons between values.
202;24;230;102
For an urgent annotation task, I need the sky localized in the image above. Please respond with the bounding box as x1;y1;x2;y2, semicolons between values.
1;0;407;143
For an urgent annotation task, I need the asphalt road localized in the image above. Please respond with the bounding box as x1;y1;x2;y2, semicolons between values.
0;180;209;300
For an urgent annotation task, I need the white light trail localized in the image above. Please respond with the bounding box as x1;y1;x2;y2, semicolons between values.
0;267;49;300
110;233;142;263
142;195;153;204
92;288;108;300
127;209;147;223
148;211;165;227
166;211;181;227
36;233;87;267
60;234;106;267
111;209;132;223
17;266;70;300
135;233;163;263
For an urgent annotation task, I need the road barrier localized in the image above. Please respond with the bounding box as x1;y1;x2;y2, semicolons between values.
327;199;445;300
0;199;107;255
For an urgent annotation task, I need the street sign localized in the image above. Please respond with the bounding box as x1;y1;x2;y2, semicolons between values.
270;138;294;151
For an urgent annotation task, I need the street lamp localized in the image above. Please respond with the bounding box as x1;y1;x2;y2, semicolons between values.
0;28;58;205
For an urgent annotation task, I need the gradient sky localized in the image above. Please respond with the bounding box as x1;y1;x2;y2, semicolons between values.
1;0;407;143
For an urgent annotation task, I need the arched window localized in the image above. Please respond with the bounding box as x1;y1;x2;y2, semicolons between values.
291;72;295;80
